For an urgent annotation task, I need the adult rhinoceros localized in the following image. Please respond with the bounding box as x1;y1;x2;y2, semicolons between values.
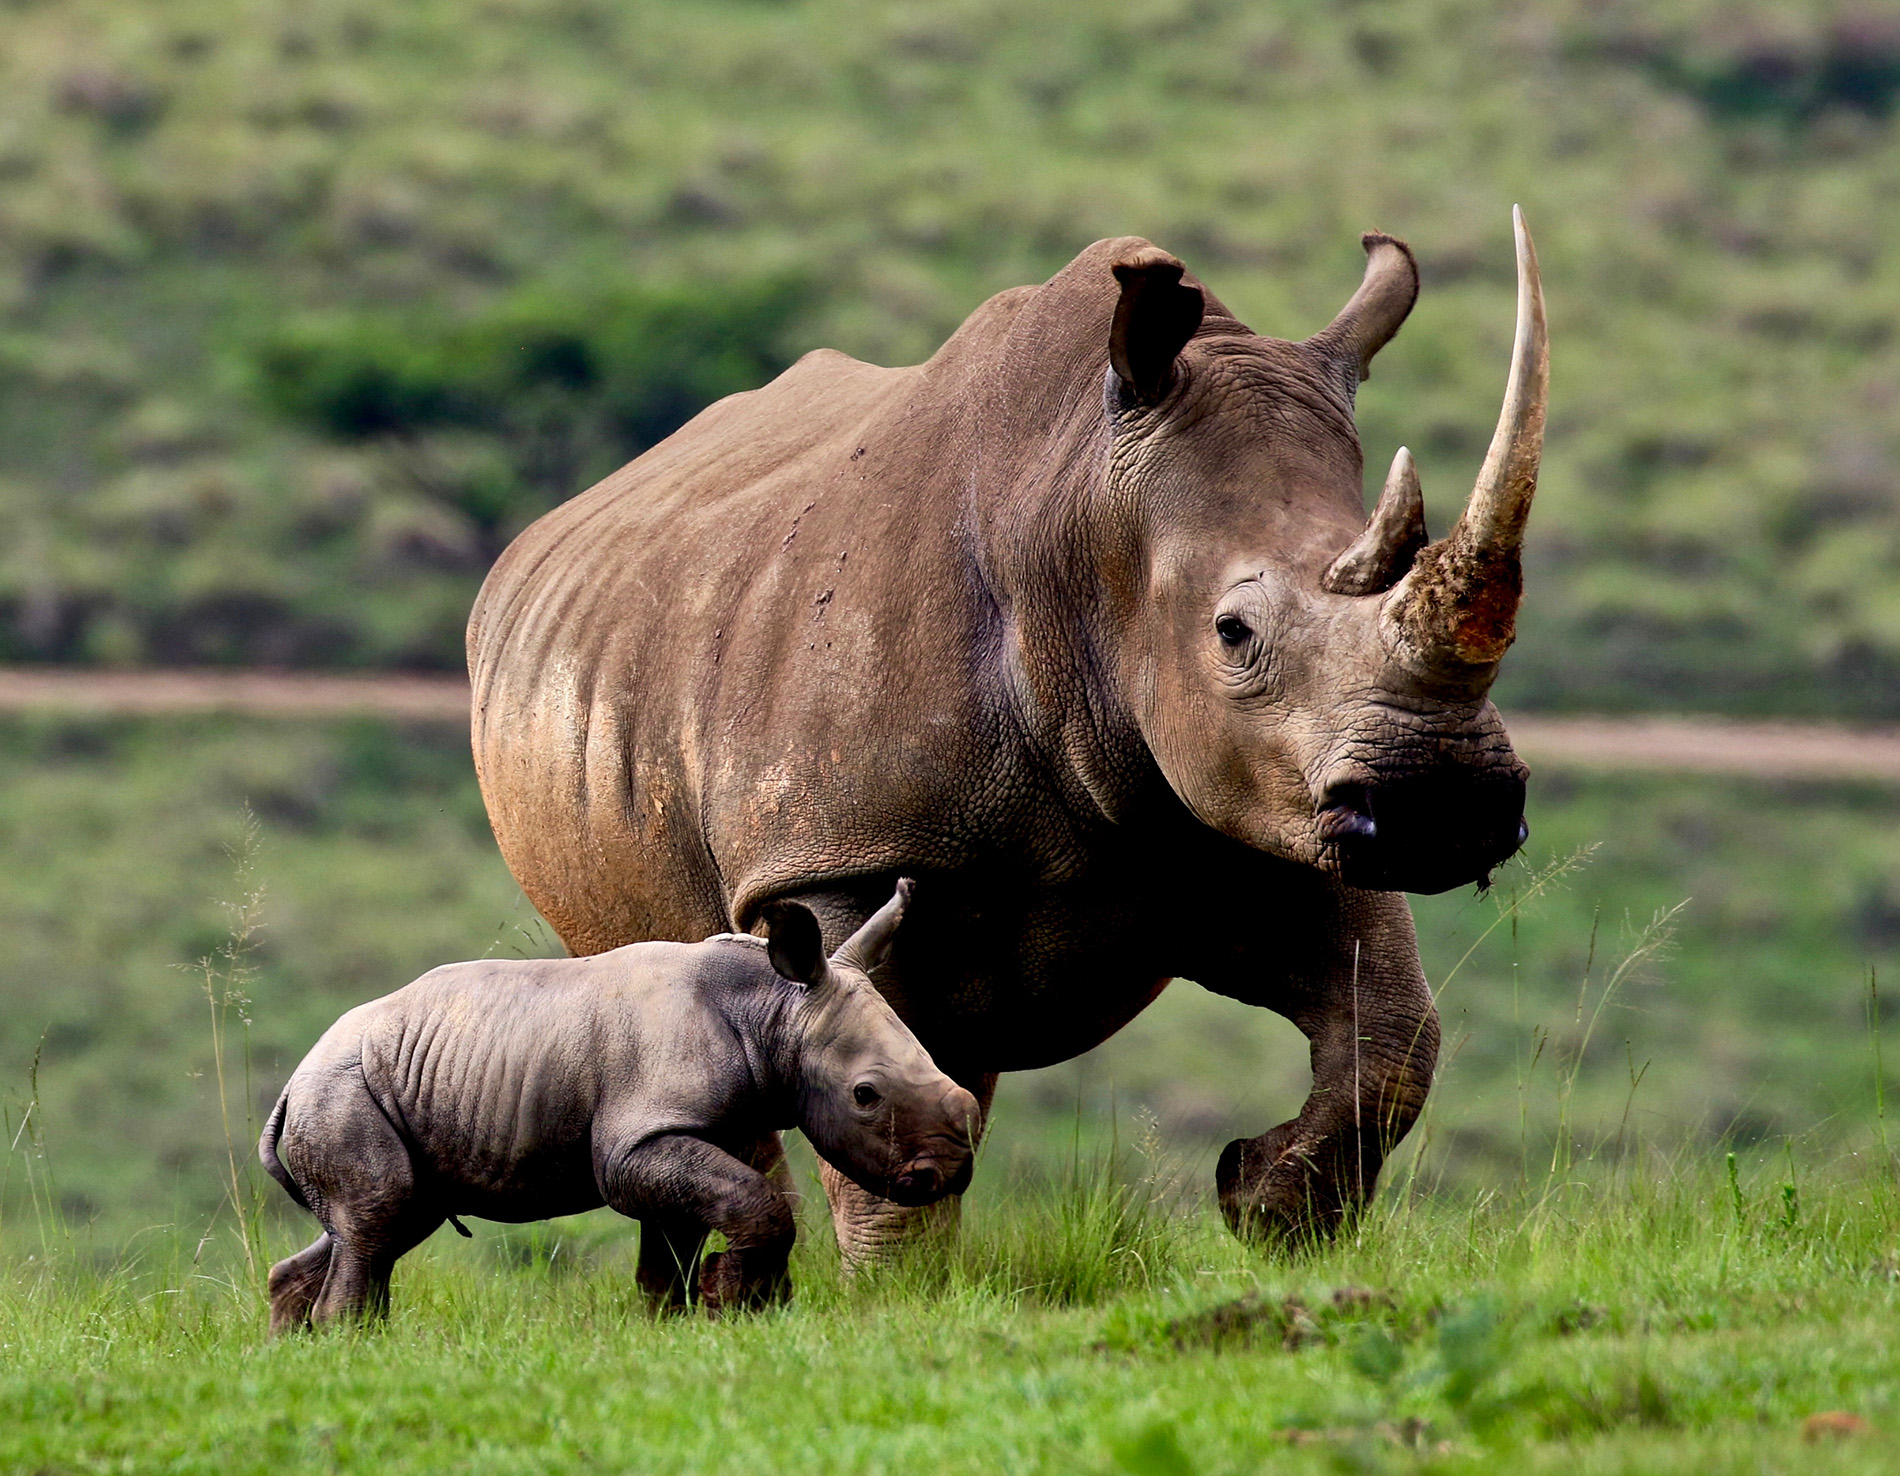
468;209;1547;1261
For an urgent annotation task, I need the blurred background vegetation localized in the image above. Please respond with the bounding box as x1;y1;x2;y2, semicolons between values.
1;0;1899;710
3;0;1900;1239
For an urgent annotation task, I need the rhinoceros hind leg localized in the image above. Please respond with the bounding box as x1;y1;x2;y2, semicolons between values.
310;1239;383;1327
283;1090;438;1328
819;1161;961;1269
820;1072;996;1271
267;1232;334;1336
308;1214;441;1329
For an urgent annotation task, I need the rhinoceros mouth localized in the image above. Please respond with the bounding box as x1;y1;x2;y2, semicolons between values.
1318;770;1527;895
884;1149;974;1206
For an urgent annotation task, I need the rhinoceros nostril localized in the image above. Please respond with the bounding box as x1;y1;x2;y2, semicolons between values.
895;1165;940;1198
1317;806;1377;842
1324;770;1529;894
1316;783;1377;843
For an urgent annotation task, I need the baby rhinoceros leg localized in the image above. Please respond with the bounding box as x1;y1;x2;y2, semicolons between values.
275;1081;442;1331
634;1216;708;1315
603;1134;794;1319
632;1136;790;1315
266;1232;334;1336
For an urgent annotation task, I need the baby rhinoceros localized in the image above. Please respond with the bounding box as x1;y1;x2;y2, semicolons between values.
259;879;975;1333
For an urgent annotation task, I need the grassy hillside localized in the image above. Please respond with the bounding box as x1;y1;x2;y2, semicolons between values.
0;716;1894;1241
2;1;1899;711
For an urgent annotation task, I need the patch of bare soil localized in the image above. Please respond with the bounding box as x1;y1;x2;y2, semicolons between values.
1162;1292;1323;1352
1505;713;1900;784
0;668;469;722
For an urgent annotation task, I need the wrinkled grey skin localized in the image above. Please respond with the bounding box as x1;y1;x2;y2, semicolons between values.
469;219;1548;1262
260;880;976;1333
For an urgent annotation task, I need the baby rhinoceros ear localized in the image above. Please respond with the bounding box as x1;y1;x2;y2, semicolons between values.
760;900;828;986
831;877;914;976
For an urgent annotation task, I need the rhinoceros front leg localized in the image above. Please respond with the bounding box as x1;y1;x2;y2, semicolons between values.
603;1133;795;1316
819;1072;996;1271
633;1134;792;1313
1207;885;1438;1244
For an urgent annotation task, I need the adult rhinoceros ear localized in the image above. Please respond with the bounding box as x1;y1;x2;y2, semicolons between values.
1305;232;1419;402
760;900;827;987
831;878;914;977
1110;248;1205;405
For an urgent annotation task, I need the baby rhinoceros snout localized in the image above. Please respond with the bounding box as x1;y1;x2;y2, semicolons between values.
888;1081;979;1207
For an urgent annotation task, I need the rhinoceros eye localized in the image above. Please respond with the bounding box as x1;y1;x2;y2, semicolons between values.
852;1082;882;1109
1215;614;1252;647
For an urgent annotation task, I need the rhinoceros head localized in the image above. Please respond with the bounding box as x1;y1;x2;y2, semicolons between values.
761;881;977;1205
1077;210;1547;895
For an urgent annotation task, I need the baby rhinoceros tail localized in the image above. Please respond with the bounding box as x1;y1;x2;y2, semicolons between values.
258;1090;310;1212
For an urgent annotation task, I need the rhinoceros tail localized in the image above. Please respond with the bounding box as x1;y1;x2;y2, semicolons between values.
258;1090;311;1212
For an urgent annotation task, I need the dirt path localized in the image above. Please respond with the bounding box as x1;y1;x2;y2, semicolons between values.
0;668;471;722
1502;714;1900;784
0;667;1897;783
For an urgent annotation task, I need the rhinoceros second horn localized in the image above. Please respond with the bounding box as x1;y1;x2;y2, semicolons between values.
1323;446;1428;597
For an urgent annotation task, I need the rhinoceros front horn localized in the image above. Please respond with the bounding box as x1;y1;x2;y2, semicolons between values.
1383;206;1548;687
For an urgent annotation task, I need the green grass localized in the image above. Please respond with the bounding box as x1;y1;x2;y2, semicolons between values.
0;716;539;1237
4;1150;1899;1473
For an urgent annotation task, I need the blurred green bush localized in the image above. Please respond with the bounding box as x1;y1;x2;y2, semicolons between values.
0;0;1898;711
254;278;809;562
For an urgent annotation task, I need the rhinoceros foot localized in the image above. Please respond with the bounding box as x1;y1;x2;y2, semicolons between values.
266;1232;335;1337
697;1243;792;1317
1216;1125;1361;1247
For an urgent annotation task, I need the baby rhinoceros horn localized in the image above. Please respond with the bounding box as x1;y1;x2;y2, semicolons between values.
832;875;913;973
767;878;978;1208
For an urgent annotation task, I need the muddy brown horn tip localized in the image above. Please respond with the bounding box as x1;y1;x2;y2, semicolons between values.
1383;207;1547;679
